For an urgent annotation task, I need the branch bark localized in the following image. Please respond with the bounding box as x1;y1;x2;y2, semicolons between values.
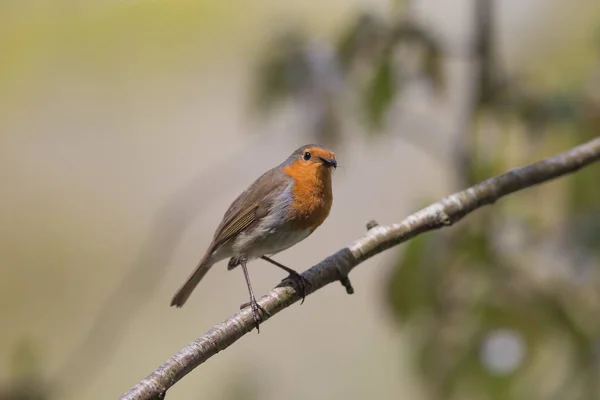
120;137;600;400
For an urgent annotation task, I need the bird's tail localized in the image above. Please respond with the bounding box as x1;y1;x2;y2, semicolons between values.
170;253;214;308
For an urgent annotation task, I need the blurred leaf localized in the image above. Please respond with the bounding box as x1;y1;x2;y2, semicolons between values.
336;12;385;71
538;293;593;358
454;228;493;264
251;50;288;115
568;161;600;253
250;32;308;116
568;162;600;212
570;212;600;254
337;13;371;69
386;233;441;322
423;39;445;94
467;157;496;187
390;20;446;93
364;56;397;131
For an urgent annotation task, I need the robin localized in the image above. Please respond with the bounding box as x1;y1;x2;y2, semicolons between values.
171;144;337;332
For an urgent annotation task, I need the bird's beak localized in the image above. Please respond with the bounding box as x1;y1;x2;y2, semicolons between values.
318;156;337;169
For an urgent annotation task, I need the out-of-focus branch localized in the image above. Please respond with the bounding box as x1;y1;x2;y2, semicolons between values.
120;137;600;400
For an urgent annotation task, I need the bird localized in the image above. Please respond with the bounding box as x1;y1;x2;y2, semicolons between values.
171;144;337;332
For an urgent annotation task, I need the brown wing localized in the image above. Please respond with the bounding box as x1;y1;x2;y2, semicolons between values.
207;166;292;253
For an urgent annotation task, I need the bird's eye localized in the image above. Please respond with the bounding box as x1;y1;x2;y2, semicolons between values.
303;151;311;161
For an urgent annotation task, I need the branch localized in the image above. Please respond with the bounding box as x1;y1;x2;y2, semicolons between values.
120;137;600;400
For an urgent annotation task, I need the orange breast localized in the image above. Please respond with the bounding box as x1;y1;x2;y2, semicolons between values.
283;161;333;232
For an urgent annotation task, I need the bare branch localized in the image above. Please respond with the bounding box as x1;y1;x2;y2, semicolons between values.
120;137;600;400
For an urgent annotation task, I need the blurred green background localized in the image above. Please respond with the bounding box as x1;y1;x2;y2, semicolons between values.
2;1;600;399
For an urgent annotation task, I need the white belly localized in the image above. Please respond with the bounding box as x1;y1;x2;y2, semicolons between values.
233;227;312;259
227;181;314;260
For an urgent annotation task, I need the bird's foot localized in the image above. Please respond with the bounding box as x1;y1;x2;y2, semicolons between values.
281;270;312;304
240;299;270;333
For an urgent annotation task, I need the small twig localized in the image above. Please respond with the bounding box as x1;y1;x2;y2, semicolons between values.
120;137;600;400
366;220;380;230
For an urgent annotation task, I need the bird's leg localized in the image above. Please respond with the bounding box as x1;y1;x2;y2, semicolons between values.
239;258;270;333
261;256;311;304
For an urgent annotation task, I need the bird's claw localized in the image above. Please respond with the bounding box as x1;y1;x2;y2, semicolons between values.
282;271;312;304
240;299;270;333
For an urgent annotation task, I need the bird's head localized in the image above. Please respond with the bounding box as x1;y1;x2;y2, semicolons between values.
286;144;337;172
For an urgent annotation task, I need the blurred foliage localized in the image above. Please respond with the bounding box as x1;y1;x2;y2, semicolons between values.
251;32;310;116
365;55;395;131
384;0;600;398
252;1;600;399
251;9;444;144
